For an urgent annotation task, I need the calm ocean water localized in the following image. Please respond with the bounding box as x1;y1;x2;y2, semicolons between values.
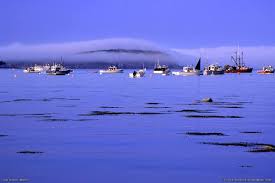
0;69;275;183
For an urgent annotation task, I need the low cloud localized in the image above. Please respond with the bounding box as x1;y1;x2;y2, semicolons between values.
1;38;273;68
173;46;275;68
0;38;186;64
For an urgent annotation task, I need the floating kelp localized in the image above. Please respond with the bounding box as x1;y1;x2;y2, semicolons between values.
201;142;275;153
174;109;216;113
185;115;242;118
0;99;32;103
146;102;162;105
73;119;98;122
0;114;17;117
57;105;77;108
145;106;171;109
38;98;80;102
99;106;123;109
17;151;44;154
185;132;226;136
80;111;165;116
42;118;69;122
0;113;54;118
241;131;262;134
0;134;8;137
240;165;253;168
216;106;243;109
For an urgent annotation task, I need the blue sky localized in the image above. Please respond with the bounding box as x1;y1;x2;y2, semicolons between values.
1;0;275;48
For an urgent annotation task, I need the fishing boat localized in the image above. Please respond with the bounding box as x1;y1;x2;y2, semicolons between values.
129;68;146;78
225;48;253;73
46;64;72;75
257;66;274;74
203;64;224;75
23;65;44;73
172;58;201;76
153;60;170;75
99;66;123;74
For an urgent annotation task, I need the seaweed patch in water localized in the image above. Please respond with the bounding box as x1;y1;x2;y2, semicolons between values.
57;105;77;108
0;114;18;117
99;106;123;109
216;106;243;109
17;151;44;154
42;118;69;122
145;106;171;109
240;131;262;134
175;109;216;113
0;99;32;103
0;134;8;137
185;132;226;136
73;119;98;121
240;165;253;168
201;142;275;153
185;115;242;118
146;102;162;105
80;111;165;116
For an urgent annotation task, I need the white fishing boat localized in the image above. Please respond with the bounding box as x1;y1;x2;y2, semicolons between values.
203;64;224;75
153;60;170;75
129;68;146;78
23;65;44;73
172;58;201;76
46;64;72;75
99;66;123;74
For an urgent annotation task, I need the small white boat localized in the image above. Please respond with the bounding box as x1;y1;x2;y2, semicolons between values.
23;65;44;73
153;60;170;75
203;64;224;75
99;66;123;74
257;66;274;74
129;68;146;78
172;58;201;76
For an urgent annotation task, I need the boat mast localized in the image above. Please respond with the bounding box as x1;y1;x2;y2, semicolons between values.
241;51;244;66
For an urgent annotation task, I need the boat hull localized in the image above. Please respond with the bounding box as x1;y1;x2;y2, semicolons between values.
225;68;253;73
257;71;274;74
99;69;123;74
129;72;145;78
203;70;224;75
46;70;72;75
172;70;201;76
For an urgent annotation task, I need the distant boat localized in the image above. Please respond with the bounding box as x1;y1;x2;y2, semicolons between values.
99;66;123;74
225;48;253;73
257;66;274;74
203;64;224;75
23;65;44;73
153;60;170;75
129;68;146;78
172;58;202;76
46;64;72;75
